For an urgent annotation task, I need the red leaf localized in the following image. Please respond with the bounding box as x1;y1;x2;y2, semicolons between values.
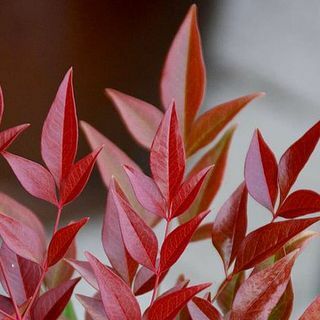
112;180;158;271
160;210;209;272
186;93;264;156
133;263;168;296
160;5;205;137
187;297;222;320
191;223;212;242
86;252;141;320
233;217;320;273
230;252;297;320
41;68;78;186
0;192;46;246
0;243;41;305
170;166;212;219
45;240;76;289
80;121;157;226
278;121;320;202
32;278;80;320
146;283;211;320
277;189;320;218
299;296;320;320
106;88;163;149
47;218;88;267
66;259;98;290
0;86;3;124
244;130;278;212
60;147;102;205
76;294;107;320
0;124;30;153
150;102;185;203
212;183;248;272
3;152;58;205
0;212;44;264
102;187;138;285
182;126;235;223
269;281;293;320
124;165;166;218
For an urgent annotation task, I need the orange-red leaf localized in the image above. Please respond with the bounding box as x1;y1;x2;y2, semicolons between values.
299;296;320;320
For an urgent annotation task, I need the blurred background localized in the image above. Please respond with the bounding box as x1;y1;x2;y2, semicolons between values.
0;0;320;318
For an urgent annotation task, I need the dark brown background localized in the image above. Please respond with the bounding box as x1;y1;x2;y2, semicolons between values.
0;1;216;220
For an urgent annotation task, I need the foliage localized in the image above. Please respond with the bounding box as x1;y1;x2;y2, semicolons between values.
0;4;318;320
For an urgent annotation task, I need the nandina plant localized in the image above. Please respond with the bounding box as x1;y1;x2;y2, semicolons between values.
0;4;319;320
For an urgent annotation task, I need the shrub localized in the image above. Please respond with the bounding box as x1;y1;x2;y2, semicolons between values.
0;4;319;320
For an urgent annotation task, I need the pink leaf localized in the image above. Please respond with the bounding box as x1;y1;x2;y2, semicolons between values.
278;121;320;202
41;68;78;186
0;124;30;153
0;212;44;264
211;182;248;272
146;283;211;320
124;165;166;218
0;192;46;246
0;86;3;124
60;147;102;205
187;297;222;320
170;166;212;219
244;130;278;212
3;152;58;205
160;210;209;272
299;296;320;320
66;259;98;290
47;218;88;267
76;294;107;320
80;121;157;226
160;5;205;137
277;189;320;218
150;102;185;203
230;252;298;320
187;93;264;156
86;252;141;320
102;187;137;285
32;278;80;320
106;89;163;149
112;180;158;271
233;217;320;273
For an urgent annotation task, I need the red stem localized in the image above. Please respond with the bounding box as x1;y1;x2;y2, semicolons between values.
53;205;63;234
0;259;21;320
0;308;15;320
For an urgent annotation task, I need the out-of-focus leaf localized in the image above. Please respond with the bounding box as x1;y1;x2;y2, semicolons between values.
299;295;320;320
230;252;298;320
63;301;77;320
160;210;209;272
277;190;320;218
80;121;157;226
102;186;138;285
170;166;212;219
182;126;235;223
112;180;158;271
160;4;205;137
244;130;278;212
86;253;141;320
216;272;245;315
187;296;222;320
0;212;45;264
146;283;211;320
41;68;78;186
150;102;185;203
124;166;166;218
32;278;80;320
233;217;320;273
61;147;102;205
191;223;212;242
47;218;88;267
3;152;58;205
106;89;162;149
187;93;264;156
76;294;106;320
0;125;30;153
278;121;320;202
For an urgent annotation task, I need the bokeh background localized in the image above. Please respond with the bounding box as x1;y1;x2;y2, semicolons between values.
0;1;320;318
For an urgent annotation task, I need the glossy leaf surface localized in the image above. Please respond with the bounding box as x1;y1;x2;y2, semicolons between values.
187;297;222;320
